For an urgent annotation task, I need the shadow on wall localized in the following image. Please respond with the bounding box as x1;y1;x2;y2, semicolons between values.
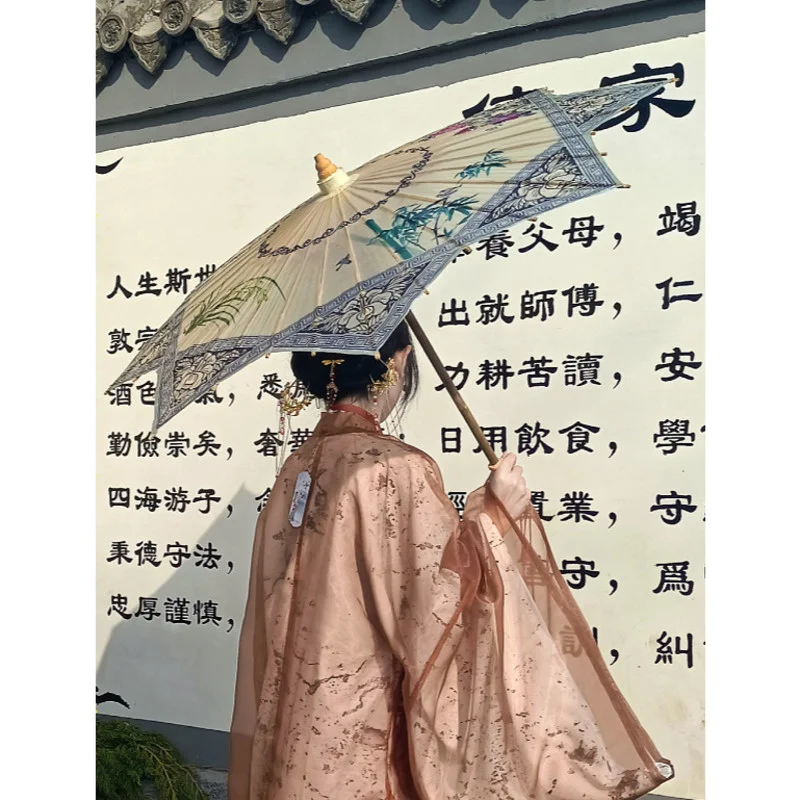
96;485;258;736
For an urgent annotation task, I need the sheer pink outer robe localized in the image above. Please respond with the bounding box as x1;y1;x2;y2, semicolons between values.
229;410;672;800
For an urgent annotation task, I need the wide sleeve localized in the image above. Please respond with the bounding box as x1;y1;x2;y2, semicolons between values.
227;507;269;800
354;448;672;800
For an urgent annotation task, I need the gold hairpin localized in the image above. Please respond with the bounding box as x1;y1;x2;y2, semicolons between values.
368;358;399;404
321;359;344;405
279;380;312;417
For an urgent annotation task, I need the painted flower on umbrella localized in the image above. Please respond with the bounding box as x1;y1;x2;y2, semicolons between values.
335;288;395;334
172;349;245;402
426;99;535;140
559;92;616;127
519;151;583;202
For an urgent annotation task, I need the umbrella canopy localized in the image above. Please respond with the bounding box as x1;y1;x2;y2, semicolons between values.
110;80;669;430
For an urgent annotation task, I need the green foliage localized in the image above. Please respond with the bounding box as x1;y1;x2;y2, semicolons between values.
375;191;478;251
183;275;285;335
96;719;208;800
456;149;511;180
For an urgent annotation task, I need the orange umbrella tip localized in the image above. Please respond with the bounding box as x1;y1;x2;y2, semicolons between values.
315;154;338;181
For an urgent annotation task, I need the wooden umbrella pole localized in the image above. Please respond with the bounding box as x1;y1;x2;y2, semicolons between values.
406;311;499;466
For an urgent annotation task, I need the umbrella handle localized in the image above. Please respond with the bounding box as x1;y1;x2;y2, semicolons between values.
406;312;499;466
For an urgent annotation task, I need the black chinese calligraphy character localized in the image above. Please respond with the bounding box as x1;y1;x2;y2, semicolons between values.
108;384;132;406
438;299;470;327
163;542;192;568
476;230;515;260
255;487;272;512
195;264;217;285
474;426;507;454
655;348;702;381
655;631;694;668
164;597;192;625
134;597;161;621
657;201;702;237
598;63;696;133
164;487;190;513
520;289;557;322
164;268;192;295
448;491;467;516
563;353;603;386
194;543;222;569
476;359;515;391
518;356;557;388
463;86;529;118
656;278;703;310
107;329;133;355
164;432;190;458
137;381;156;406
562;216;604;248
135;272;162;297
193;489;221;515
288;429;314;451
107;541;132;565
654;419;696;454
195;388;224;405
108;594;132;620
134;540;162;567
653;562;694;596
106;275;132;300
559;422;601;454
135;327;158;347
254;429;283;457
194;431;221;457
441;427;462;454
516;422;554;455
563;284;605;317
257;373;283;400
560;557;600;590
434;363;470;392
558;491;598;523
134;432;159;458
108;488;130;508
650;491;698;525
194;600;223;626
476;294;514;325
530;490;554;521
134;487;161;512
107;432;132;457
519;221;559;253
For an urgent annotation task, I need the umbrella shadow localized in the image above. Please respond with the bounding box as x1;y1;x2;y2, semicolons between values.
96;485;258;732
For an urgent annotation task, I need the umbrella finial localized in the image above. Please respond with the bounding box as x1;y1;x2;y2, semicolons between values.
315;154;338;181
315;154;351;195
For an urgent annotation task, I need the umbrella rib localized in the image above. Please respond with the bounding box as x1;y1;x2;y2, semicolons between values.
317;198;335;312
268;199;329;336
337;192;365;287
273;235;317;336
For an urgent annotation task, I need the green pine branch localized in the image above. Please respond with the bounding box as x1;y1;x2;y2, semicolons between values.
96;719;208;800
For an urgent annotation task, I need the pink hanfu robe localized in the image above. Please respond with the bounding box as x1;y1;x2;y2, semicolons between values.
229;410;672;800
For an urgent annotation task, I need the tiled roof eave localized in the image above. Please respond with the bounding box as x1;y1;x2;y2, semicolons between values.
96;0;450;86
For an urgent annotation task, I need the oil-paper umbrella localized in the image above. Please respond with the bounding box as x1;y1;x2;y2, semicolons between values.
109;79;669;459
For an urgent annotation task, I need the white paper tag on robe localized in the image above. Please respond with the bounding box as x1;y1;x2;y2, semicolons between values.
289;471;312;528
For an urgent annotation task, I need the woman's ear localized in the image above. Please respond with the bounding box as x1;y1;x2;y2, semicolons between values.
395;345;412;375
